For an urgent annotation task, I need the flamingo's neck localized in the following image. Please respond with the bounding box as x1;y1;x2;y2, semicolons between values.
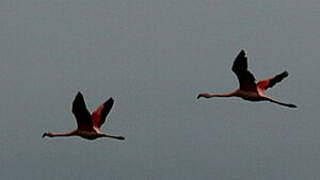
43;131;77;138
210;92;235;97
198;91;236;98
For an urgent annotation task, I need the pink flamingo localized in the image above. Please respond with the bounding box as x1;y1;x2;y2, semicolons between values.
197;50;297;108
43;92;125;140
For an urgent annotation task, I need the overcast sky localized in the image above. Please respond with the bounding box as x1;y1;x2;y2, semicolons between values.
1;0;320;179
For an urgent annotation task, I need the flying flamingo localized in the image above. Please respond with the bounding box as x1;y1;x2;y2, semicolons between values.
42;92;125;140
197;50;297;108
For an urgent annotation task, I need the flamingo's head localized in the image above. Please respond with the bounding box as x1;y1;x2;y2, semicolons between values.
197;93;211;99
42;132;53;138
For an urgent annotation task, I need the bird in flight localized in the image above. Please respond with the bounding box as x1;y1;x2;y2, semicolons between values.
197;50;297;108
43;92;125;140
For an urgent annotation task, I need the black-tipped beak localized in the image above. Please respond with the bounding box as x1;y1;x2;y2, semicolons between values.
42;133;47;138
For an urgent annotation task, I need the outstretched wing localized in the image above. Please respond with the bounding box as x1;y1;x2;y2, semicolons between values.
257;71;288;91
72;92;93;130
232;50;257;91
92;98;114;128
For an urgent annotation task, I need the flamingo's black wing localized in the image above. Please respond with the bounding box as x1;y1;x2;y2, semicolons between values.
72;92;93;130
92;98;114;128
232;50;257;91
257;71;289;91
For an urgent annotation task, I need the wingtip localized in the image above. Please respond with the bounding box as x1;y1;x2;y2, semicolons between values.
76;91;83;96
236;49;246;58
283;71;289;77
108;97;114;103
74;92;84;100
104;97;114;107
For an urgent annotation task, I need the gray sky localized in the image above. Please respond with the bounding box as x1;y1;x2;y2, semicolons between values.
1;0;320;179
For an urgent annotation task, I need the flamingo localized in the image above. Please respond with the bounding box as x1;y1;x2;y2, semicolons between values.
42;92;125;140
197;50;297;108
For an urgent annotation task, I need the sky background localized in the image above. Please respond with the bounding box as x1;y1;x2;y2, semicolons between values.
1;0;320;179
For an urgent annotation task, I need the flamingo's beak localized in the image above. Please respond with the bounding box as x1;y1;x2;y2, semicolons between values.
42;133;47;138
